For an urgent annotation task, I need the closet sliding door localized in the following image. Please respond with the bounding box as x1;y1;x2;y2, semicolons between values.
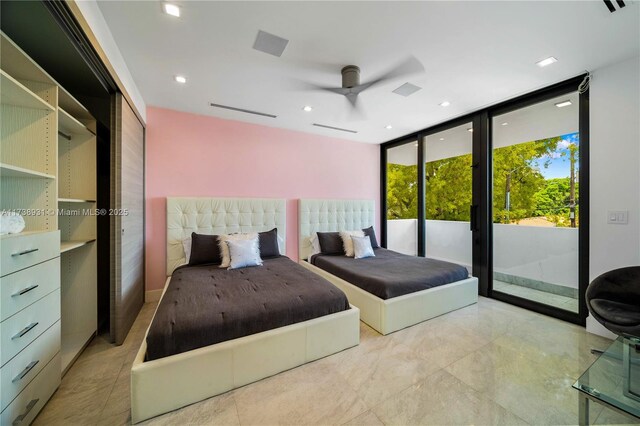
111;93;145;345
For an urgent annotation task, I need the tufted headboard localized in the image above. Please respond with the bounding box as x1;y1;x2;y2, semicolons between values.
298;199;375;260
166;197;286;276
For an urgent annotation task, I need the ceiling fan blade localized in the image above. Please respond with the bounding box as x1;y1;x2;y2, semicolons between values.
360;55;425;92
291;78;349;95
345;93;366;121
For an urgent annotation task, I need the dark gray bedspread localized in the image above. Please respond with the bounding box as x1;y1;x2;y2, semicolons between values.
310;248;469;300
146;256;350;361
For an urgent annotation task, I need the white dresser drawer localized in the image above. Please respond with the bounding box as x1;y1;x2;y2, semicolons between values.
0;258;60;322
0;290;60;367
0;353;60;426
1;320;60;410
0;231;60;277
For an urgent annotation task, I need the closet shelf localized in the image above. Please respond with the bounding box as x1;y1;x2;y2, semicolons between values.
60;239;96;253
58;198;96;203
1;163;55;179
58;107;95;138
0;70;55;111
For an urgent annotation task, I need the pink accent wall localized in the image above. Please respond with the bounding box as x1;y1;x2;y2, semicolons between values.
145;106;380;291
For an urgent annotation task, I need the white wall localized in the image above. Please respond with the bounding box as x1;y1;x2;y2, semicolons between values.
588;55;640;338
74;0;147;122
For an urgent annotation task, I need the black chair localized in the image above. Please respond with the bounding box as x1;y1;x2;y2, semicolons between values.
586;266;640;338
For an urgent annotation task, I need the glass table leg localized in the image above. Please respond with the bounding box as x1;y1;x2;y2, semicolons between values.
579;394;589;426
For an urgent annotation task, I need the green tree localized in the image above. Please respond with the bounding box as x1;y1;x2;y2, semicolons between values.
492;137;561;223
425;154;472;220
386;163;418;220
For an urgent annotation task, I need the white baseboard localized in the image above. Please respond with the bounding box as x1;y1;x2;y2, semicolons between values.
145;289;163;303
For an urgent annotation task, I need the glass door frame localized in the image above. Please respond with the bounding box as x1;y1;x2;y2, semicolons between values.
381;74;589;326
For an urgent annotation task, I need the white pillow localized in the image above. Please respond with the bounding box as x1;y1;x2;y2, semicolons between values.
182;237;192;265
218;233;259;268
226;237;262;270
339;230;365;257
309;233;321;258
352;235;375;259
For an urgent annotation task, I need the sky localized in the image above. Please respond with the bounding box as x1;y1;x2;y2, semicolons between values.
534;132;579;179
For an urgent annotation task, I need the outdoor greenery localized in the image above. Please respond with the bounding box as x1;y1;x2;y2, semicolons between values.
387;135;579;227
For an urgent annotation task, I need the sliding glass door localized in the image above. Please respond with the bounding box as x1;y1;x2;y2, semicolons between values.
385;139;419;255
381;75;589;325
491;91;581;314
423;122;474;270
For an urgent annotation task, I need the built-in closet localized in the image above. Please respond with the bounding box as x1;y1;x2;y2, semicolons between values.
1;0;146;420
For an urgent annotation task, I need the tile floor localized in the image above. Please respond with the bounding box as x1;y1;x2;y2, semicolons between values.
33;297;636;425
494;280;579;313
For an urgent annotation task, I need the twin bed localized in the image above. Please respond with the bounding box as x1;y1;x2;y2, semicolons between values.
298;199;478;335
130;197;478;423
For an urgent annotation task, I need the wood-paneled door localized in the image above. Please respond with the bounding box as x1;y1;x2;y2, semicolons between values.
110;93;145;345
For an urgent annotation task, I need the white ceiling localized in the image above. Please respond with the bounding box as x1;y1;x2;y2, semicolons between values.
97;1;639;144
388;91;579;165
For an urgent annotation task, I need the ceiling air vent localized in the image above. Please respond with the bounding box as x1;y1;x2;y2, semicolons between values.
603;0;626;12
313;123;358;134
209;103;276;118
392;82;422;97
252;30;289;57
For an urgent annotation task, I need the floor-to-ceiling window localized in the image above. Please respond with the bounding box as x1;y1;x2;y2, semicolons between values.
381;76;589;324
384;139;419;255
423;122;474;271
491;91;581;313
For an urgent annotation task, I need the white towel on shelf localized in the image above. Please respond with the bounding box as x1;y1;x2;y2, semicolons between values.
0;211;26;235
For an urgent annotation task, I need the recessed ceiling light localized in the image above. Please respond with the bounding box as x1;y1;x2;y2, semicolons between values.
163;3;181;17
385;125;393;129
501;122;509;126
439;138;445;141
536;56;557;67
439;101;451;107
303;106;313;112
467;128;473;132
414;143;418;147
555;100;572;108
174;75;187;84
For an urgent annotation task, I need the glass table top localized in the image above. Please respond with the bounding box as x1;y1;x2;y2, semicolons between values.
573;336;640;418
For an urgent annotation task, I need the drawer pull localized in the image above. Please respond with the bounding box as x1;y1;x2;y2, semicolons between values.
11;248;39;257
11;322;39;340
12;284;39;297
12;360;39;383
12;398;39;425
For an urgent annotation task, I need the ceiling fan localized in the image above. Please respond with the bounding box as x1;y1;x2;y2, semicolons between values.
299;56;425;114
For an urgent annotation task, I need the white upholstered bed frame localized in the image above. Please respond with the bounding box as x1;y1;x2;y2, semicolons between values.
130;198;359;423
298;198;478;335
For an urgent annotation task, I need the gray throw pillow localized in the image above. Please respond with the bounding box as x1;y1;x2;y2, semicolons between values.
317;232;344;255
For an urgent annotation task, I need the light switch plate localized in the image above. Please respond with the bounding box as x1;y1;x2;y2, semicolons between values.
607;210;628;224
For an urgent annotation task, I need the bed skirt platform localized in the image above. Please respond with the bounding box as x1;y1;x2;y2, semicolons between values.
300;260;478;335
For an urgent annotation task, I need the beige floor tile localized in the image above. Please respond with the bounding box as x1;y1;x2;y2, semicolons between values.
140;392;239;426
320;337;441;407
233;361;368;425
373;369;529;425
445;341;606;425
34;297;620;426
341;409;384;425
594;405;640;425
